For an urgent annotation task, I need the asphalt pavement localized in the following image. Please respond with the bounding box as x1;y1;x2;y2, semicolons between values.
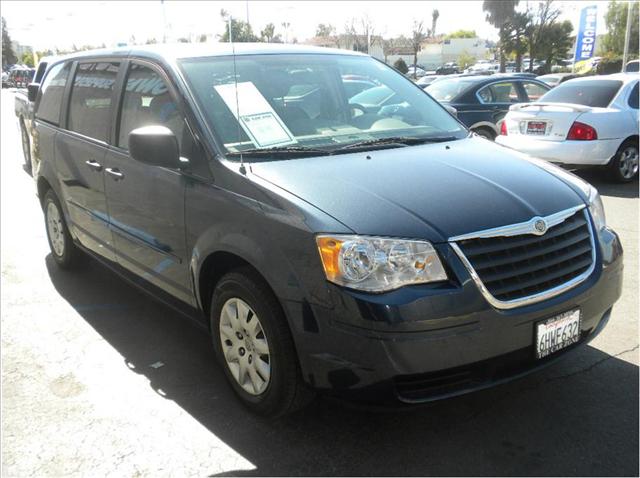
1;89;638;476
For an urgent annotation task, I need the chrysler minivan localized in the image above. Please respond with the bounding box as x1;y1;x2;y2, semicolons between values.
30;44;623;416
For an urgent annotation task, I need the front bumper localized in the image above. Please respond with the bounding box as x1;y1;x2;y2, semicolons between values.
496;135;620;166
284;228;623;404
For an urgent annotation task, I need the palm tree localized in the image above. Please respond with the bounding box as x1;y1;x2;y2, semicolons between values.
431;9;440;38
483;0;519;72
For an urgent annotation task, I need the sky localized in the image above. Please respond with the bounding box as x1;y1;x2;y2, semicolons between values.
1;0;611;52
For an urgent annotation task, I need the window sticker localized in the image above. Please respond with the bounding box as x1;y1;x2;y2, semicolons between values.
214;82;297;148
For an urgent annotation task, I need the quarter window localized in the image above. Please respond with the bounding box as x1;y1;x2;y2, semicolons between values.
35;62;71;125
522;82;548;101
628;82;638;109
68;62;120;142
477;82;520;104
117;63;183;151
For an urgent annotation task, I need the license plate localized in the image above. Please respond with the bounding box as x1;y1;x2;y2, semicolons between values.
535;309;581;359
526;121;547;135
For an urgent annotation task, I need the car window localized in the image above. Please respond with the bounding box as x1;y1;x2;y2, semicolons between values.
522;81;549;101
539;80;623;107
477;82;520;104
629;82;639;109
425;78;477;102
67;62;120;142
180;54;466;156
117;63;183;151
35;62;71;125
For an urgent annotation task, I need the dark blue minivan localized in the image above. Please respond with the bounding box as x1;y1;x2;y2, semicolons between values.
30;44;622;416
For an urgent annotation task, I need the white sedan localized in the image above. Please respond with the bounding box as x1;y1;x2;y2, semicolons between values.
496;73;639;182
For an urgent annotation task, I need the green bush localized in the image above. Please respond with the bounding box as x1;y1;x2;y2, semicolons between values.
597;56;623;74
393;58;409;74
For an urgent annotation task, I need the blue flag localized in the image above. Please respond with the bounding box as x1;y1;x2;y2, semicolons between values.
574;5;598;63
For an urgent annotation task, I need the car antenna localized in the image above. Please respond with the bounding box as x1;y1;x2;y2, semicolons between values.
229;15;247;175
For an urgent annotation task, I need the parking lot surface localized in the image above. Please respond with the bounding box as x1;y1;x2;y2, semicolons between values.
1;89;638;476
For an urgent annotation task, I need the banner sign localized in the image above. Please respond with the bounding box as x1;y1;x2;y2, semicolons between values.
574;5;598;63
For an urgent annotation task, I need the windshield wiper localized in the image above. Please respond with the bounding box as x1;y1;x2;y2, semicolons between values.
333;135;459;152
226;145;328;158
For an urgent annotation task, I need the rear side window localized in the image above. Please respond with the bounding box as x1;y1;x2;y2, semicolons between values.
540;80;623;107
521;81;548;101
36;62;71;125
117;63;183;151
68;62;120;142
477;82;520;104
628;82;638;109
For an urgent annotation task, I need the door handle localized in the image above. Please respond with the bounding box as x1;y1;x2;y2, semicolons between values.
105;167;124;180
85;159;102;171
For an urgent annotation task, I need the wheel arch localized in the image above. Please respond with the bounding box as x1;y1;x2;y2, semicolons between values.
469;121;499;136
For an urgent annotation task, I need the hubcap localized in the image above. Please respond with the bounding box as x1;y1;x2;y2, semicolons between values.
219;298;271;396
46;202;65;257
619;146;639;179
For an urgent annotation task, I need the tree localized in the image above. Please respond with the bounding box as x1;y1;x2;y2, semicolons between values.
2;16;17;66
458;50;477;70
483;0;519;72
446;29;478;39
410;20;427;78
20;51;34;67
526;0;562;71
431;9;440;38
602;0;639;58
502;12;530;71
260;23;282;43
537;20;573;72
145;38;158;44
315;23;336;37
219;9;258;42
394;58;409;74
343;15;377;53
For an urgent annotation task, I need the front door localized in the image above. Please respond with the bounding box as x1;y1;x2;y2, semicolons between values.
103;61;192;304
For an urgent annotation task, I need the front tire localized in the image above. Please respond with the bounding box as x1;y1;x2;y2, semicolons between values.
608;140;639;183
210;267;313;417
473;127;496;141
43;190;83;269
20;120;32;174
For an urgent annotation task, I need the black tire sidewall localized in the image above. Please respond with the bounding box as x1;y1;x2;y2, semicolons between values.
210;270;299;416
20;121;31;170
474;128;495;141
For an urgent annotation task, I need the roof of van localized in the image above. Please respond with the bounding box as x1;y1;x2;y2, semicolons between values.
55;42;366;63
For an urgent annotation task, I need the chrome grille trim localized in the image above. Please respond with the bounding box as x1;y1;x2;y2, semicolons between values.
449;206;596;310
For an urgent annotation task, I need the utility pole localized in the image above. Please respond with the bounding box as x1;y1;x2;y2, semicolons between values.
161;0;167;43
246;0;250;25
229;15;233;43
622;1;632;71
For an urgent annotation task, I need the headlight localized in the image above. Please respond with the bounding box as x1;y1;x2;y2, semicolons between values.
588;186;606;233
316;235;447;292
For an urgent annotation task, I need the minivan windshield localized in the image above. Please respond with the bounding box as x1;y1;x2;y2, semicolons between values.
538;80;623;107
179;54;467;158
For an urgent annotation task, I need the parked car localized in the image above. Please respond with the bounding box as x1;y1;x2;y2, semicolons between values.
536;73;579;88
426;74;551;139
6;67;35;88
406;65;428;78
31;44;622;416
1;71;8;88
435;65;459;75
416;74;440;88
497;73;639;182
624;60;639;73
14;57;54;173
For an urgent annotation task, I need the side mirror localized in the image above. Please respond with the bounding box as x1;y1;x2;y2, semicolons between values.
27;83;40;102
444;104;458;117
128;125;182;169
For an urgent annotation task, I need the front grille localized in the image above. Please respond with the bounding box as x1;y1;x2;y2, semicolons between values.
456;210;593;302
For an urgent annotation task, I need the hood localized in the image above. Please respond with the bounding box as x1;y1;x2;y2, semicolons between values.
250;137;586;242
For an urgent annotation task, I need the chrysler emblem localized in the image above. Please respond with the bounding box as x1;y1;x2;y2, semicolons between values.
533;218;548;235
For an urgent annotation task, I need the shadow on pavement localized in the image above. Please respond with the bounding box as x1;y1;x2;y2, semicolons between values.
46;255;639;477
574;169;639;199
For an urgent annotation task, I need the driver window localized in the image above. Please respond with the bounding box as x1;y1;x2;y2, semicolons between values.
117;63;183;151
478;82;519;104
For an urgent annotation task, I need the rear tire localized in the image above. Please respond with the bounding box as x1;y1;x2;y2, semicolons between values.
20;120;32;175
608;140;639;183
43;190;83;269
473;127;496;141
210;267;314;417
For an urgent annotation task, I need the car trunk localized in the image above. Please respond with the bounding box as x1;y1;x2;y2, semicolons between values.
502;103;591;142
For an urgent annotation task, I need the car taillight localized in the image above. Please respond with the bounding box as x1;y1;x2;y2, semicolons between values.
500;121;507;135
567;121;597;140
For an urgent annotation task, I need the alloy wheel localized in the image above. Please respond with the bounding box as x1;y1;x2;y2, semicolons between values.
219;297;271;395
46;202;65;257
619;145;639;180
